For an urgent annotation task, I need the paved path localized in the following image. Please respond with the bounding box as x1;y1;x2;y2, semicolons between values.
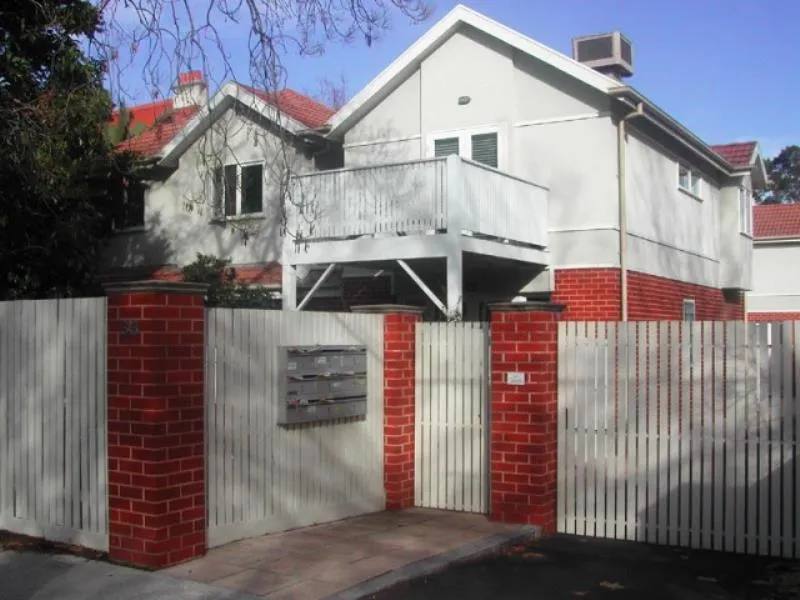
0;550;261;600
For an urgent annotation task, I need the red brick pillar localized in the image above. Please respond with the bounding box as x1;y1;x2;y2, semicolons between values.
489;301;563;533
352;305;424;510
105;281;209;569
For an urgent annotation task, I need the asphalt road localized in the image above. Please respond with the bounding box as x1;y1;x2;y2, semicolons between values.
364;534;799;600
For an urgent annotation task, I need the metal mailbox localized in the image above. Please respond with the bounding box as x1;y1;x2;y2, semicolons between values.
278;345;368;426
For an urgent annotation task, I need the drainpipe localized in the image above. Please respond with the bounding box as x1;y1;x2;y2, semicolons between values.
617;102;644;321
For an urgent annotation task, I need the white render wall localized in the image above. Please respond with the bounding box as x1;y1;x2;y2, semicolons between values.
748;242;800;313
102;106;312;273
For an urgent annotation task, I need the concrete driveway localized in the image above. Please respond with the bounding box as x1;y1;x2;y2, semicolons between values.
0;550;261;600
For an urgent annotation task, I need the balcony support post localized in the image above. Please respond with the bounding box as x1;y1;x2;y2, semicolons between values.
282;263;297;310
445;154;465;321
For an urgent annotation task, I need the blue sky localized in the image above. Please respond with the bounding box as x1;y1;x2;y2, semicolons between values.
115;0;798;158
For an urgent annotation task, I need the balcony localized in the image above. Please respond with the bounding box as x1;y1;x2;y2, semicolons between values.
285;155;549;266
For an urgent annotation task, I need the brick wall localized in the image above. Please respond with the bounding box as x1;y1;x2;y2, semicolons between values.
552;268;744;321
106;282;207;569
489;304;561;532
748;312;800;321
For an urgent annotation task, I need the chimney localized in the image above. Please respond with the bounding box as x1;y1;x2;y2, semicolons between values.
572;32;633;80
173;70;208;108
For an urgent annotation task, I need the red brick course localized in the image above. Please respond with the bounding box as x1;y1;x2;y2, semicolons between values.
748;312;800;322
489;305;561;533
106;284;206;569
552;268;744;321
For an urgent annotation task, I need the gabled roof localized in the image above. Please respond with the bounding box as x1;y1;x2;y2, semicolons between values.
326;4;765;184
754;204;800;241
113;84;332;161
327;3;619;137
711;142;758;169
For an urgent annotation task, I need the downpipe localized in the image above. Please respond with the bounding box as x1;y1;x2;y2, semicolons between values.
618;102;644;321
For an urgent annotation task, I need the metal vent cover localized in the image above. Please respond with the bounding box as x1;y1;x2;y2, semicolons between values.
572;31;633;78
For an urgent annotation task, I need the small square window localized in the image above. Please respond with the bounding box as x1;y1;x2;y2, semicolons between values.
678;164;702;198
678;165;691;190
113;180;146;230
739;186;752;234
682;299;696;322
213;162;265;218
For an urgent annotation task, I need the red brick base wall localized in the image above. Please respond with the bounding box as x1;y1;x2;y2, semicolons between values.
748;312;800;321
552;268;744;321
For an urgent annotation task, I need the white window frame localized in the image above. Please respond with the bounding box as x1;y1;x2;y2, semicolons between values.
214;160;266;219
677;162;703;198
682;298;696;322
426;124;506;169
739;184;752;235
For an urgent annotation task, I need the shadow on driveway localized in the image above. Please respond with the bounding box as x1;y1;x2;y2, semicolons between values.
364;534;800;600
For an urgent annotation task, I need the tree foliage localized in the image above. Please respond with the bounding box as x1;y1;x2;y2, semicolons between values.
756;145;800;204
0;0;129;299
181;254;280;309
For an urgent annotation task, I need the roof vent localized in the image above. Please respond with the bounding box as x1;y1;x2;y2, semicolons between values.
572;32;633;80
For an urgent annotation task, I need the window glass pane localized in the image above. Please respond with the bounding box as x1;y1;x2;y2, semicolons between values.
434;137;459;157
212;166;224;217
124;183;146;228
241;164;263;214
471;132;498;168
691;172;701;195
224;165;237;216
678;164;690;190
683;300;696;322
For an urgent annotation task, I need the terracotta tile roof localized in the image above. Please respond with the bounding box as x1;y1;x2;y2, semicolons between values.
753;204;800;240
116;105;199;157
711;141;757;168
242;86;335;129
112;84;332;158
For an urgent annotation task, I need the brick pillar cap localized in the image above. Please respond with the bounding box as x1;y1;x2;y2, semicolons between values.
102;280;209;295
351;304;425;315
490;301;565;313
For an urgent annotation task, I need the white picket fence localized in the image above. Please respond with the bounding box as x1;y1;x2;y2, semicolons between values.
205;309;385;548
415;321;489;513
0;298;108;551
557;321;800;558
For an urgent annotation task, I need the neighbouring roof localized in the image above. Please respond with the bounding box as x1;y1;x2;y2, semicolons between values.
113;85;332;158
115;105;200;157
711;142;758;169
753;204;800;240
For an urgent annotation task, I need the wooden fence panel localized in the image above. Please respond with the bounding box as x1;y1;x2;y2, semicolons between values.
558;319;800;559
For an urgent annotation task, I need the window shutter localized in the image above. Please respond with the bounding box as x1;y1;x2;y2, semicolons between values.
471;133;498;168
224;165;237;216
241;164;264;214
434;137;459;158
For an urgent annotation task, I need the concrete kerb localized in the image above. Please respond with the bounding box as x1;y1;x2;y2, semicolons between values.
326;525;540;600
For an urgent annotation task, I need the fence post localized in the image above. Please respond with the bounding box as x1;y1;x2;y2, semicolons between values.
489;301;564;533
352;304;424;510
104;281;208;569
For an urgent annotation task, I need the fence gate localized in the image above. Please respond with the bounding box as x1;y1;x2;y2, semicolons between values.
557;321;800;559
415;321;489;513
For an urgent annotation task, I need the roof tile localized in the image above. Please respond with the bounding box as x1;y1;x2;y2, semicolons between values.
753;204;800;240
711;142;757;168
242;86;334;129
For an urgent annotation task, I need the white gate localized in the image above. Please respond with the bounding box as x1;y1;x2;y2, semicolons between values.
0;298;108;551
205;309;385;548
558;321;800;559
415;321;489;513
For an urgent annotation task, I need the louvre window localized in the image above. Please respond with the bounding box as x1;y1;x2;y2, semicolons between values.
434;137;460;158
431;129;501;168
471;133;498;168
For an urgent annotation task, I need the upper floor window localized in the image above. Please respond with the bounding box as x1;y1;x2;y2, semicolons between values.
739;185;752;235
431;129;499;168
213;162;264;217
678;164;702;197
113;180;146;230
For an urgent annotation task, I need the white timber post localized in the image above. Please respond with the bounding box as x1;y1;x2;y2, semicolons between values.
445;154;464;320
